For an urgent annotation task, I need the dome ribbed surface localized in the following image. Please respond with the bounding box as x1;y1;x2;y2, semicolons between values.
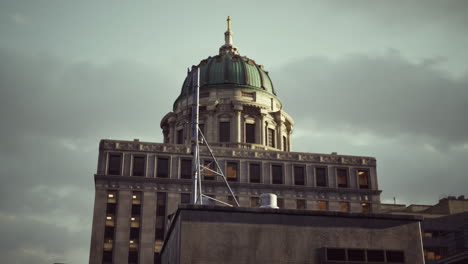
179;54;276;98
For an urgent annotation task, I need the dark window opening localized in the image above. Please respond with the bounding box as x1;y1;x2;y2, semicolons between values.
106;203;116;215
131;204;141;216
219;122;230;142
327;248;346;261
249;163;261;183
367;250;385;262
267;128;275;148
102;251;113;263
198;124;205;136
226;162;238;182
348;249;365;261
272;165;283;184
177;129;184;144
337;168;348;188
283;136;287;151
316;167;327;187
132;156;145;177
130;227;140;240
387;250;405;262
296;199;306;210
180;193;191;204
104;226;115;240
180;159;192;179
277;198;284;208
246;123;255;143
358;170;370;189
128;251;138;264
108;154;122;175
294;166;305;185
154;253;161;264
157;157;169;178
155;192;167;241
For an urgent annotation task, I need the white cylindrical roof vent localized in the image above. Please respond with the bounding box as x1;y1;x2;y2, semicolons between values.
260;193;279;209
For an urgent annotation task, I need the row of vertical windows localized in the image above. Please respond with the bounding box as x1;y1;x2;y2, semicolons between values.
103;190;117;264
107;154;370;189
326;248;404;263
176;122;281;147
128;192;141;264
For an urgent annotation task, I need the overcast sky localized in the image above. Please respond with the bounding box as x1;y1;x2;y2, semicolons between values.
1;1;467;263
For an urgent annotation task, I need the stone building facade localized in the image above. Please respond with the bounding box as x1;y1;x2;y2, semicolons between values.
89;18;382;264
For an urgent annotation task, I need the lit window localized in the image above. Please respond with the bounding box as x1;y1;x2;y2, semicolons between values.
358;170;370;189
361;202;370;212
203;160;215;180
226;162;238;182
250;197;260;207
106;216;112;220
340;202;349;212
318;200;328;211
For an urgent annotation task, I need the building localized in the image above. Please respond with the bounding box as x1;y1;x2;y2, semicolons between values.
161;205;424;264
89;18;396;264
380;196;468;263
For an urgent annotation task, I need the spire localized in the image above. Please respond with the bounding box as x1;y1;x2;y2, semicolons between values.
219;16;239;55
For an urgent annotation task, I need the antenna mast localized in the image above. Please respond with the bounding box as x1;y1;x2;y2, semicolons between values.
190;67;239;206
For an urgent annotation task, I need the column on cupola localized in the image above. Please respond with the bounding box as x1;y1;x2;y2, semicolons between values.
206;107;216;143
168;118;175;144
233;104;243;143
276;114;285;151
260;109;268;146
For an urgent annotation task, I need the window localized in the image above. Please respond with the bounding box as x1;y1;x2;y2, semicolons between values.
226;162;238;182
361;202;370;212
367;250;385;262
180;193;191;204
155;192;167;241
327;248;346;261
103;251;113;263
198;123;205;136
340;202;350;212
219;122;230;142
180;159;192;179
106;203;116;215
348;249;365;261
337;168;348;188
132;156;145;177
156;157;169;178
177;129;184;144
316;167;327;187
128;251;138;264
108;154;122;175
267;128;275;148
296;199;306;210
249;163;261;183
272;165;283;184
283;136;287;151
318;200;328;211
250;197;260;207
358;170;370;189
245;123;255;143
387;250;405;262
227;196;238;206
277;198;284;208
203;160;215;180
294;166;305;185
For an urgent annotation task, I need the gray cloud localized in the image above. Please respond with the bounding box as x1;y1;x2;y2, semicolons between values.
0;49;175;264
273;51;468;148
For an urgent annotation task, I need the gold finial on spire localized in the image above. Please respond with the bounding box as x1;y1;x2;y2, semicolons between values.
227;16;231;31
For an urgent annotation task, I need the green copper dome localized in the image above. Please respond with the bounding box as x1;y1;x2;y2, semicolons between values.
179;54;276;98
